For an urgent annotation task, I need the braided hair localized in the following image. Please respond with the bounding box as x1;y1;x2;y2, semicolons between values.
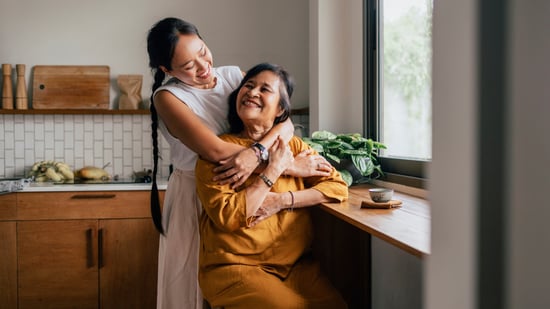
146;17;202;234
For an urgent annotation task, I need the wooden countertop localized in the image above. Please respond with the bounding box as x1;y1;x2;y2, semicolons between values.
319;183;430;258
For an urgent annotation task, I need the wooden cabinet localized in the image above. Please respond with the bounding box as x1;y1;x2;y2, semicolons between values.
99;218;159;309
0;193;17;309
11;190;162;309
0;193;18;309
18;220;99;309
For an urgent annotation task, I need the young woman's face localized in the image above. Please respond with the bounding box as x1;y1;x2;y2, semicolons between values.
236;71;284;126
162;34;214;88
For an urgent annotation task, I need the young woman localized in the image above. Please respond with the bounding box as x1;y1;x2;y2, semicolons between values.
146;18;332;309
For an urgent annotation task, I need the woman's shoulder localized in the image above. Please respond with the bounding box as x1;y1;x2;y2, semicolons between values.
154;77;180;93
214;66;243;88
214;65;242;76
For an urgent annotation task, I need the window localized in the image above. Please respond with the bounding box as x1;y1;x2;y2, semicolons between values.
364;0;433;188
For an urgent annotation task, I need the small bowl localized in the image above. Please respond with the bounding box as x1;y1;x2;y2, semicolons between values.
368;188;394;203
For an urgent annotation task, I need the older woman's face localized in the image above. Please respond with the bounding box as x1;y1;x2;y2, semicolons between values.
236;71;284;126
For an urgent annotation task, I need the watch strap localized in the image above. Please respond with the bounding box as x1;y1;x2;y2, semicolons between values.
252;142;268;162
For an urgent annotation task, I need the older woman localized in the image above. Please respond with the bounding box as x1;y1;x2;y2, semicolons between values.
195;63;349;308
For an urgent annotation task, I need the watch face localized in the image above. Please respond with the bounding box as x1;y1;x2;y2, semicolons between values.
260;150;269;161
253;142;269;162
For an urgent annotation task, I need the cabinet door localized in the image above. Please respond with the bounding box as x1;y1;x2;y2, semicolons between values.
0;221;17;309
100;218;159;309
18;220;99;309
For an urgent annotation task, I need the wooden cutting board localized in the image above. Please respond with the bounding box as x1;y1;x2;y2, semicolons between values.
32;65;110;109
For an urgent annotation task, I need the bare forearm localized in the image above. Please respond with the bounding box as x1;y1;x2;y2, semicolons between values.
284;188;334;210
258;118;294;147
247;188;337;227
201;141;246;162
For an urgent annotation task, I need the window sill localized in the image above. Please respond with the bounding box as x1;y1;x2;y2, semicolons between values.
319;182;430;258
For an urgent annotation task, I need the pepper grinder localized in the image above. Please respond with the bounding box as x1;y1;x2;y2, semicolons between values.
15;64;28;109
2;63;14;109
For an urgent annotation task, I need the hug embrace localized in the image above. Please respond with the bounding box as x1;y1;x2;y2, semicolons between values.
147;17;348;309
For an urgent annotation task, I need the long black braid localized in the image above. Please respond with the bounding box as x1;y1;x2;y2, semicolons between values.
147;17;202;234
149;70;165;234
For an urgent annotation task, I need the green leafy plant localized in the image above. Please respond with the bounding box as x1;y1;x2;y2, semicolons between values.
303;130;386;186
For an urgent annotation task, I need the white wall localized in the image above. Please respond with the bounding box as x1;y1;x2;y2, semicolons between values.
309;0;364;134
427;0;478;308
0;0;309;108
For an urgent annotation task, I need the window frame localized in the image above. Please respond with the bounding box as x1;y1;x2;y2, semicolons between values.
363;0;430;189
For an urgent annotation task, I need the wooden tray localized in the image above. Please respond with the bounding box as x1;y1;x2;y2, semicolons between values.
32;65;110;109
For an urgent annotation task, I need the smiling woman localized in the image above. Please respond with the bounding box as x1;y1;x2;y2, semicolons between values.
195;63;349;308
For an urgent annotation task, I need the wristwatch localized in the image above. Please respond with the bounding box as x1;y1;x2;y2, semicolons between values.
252;142;269;163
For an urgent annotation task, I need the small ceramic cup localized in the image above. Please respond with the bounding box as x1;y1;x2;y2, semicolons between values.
368;188;394;203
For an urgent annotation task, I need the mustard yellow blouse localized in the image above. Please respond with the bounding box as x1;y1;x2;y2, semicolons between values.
195;135;348;278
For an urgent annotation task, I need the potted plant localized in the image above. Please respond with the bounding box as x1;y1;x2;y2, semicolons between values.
302;130;386;186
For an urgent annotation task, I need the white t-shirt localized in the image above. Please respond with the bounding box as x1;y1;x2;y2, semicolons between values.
154;66;243;171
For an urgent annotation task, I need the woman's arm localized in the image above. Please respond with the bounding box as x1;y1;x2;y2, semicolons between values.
242;136;294;218
285;149;333;177
212;117;295;187
156;90;297;186
248;139;349;225
155;90;262;186
155;90;244;161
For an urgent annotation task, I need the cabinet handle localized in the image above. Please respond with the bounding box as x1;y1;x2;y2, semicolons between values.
71;194;116;199
98;228;104;268
86;228;95;268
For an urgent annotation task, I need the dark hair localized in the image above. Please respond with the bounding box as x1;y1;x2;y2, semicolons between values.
147;17;202;234
227;63;294;134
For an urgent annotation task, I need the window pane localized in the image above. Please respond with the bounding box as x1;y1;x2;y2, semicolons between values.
380;0;433;161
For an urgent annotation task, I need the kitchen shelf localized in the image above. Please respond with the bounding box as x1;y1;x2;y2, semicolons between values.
0;109;149;115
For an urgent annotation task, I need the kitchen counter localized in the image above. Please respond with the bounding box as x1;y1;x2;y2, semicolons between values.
22;180;168;192
319;183;430;257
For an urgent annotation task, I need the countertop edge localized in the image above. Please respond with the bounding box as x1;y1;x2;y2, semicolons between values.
20;181;168;192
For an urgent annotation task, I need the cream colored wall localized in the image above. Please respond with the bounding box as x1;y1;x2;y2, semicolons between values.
309;0;364;134
0;0;309;108
427;0;478;308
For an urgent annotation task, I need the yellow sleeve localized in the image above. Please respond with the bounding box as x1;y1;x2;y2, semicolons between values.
195;151;249;232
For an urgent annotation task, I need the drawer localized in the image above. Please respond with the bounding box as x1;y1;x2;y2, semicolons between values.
17;191;164;220
0;193;17;220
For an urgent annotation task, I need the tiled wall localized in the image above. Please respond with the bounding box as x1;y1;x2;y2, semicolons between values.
0;114;170;180
0;114;309;180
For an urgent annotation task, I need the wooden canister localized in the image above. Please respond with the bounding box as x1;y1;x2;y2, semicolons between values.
2;63;14;109
15;64;28;109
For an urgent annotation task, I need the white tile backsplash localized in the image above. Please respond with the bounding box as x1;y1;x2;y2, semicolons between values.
1;113;309;180
0;114;170;180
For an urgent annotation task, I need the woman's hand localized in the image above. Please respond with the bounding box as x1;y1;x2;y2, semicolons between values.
213;147;259;188
268;136;294;176
249;192;286;227
284;149;333;177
